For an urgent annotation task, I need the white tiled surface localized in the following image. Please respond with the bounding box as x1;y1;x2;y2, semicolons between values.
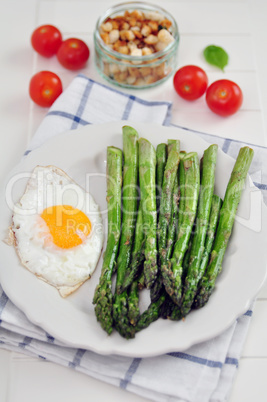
1;0;267;401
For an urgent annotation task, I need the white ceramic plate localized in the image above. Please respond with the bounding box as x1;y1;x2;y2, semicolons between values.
0;121;266;357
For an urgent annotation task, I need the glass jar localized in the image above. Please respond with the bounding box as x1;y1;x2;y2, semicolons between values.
94;1;179;89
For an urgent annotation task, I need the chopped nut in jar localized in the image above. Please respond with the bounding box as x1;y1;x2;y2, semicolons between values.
139;66;152;77
126;75;137;85
128;41;137;52
128;67;141;78
144;34;158;45
110;19;120;30
114;71;129;83
109;63;120;75
160;19;172;30
142;47;153;56
143;10;164;22
147;21;159;33
135;77;146;86
101;22;113;32
100;32;110;45
158;28;174;44
154;62;166;78
121;22;130;30
131;48;142;57
155;41;168;52
109;29;120;44
118;45;129;55
120;29;135;41
103;62;110;76
141;25;152;37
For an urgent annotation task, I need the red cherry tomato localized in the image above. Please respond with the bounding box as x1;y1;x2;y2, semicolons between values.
57;38;90;70
173;65;208;101
206;79;243;117
29;71;63;107
31;25;62;57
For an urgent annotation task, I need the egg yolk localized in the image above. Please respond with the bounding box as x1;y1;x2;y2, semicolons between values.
41;205;91;249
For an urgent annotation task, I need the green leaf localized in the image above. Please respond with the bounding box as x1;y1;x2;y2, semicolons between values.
203;45;229;71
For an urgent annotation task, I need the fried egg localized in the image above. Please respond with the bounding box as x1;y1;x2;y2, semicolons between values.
11;165;104;297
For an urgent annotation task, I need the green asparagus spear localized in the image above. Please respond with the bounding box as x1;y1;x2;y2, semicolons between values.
166;151;186;260
197;195;222;279
156;143;168;213
113;126;139;339
138;271;145;290
135;293;166;332
159;140;180;258
128;280;140;326
181;145;218;316
162;152;200;305
150;276;164;303
168;140;180;154
178;152;186;228
158;146;180;266
150;144;168;301
93;146;123;335
169;304;182;321
159;295;182;321
160;295;175;319
182;238;193;280
194;147;254;309
151;140;180;303
166;177;179;259
120;204;145;294
139;138;158;289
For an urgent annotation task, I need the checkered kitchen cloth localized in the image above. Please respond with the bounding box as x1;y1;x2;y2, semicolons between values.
1;74;266;402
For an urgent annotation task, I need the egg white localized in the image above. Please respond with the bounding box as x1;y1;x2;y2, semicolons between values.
11;165;104;297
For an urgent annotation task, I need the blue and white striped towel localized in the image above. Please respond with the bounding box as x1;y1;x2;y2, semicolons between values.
0;74;266;402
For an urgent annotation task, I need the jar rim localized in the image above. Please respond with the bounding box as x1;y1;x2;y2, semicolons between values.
94;1;179;62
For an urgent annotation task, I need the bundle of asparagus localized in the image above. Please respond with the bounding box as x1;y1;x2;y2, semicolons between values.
93;125;254;338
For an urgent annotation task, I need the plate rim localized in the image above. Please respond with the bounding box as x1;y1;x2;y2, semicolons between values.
0;120;267;357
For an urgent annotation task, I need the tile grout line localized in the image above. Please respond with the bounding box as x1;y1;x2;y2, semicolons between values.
241;356;267;360
171;109;262;113
61;31;253;37
179;32;252;37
